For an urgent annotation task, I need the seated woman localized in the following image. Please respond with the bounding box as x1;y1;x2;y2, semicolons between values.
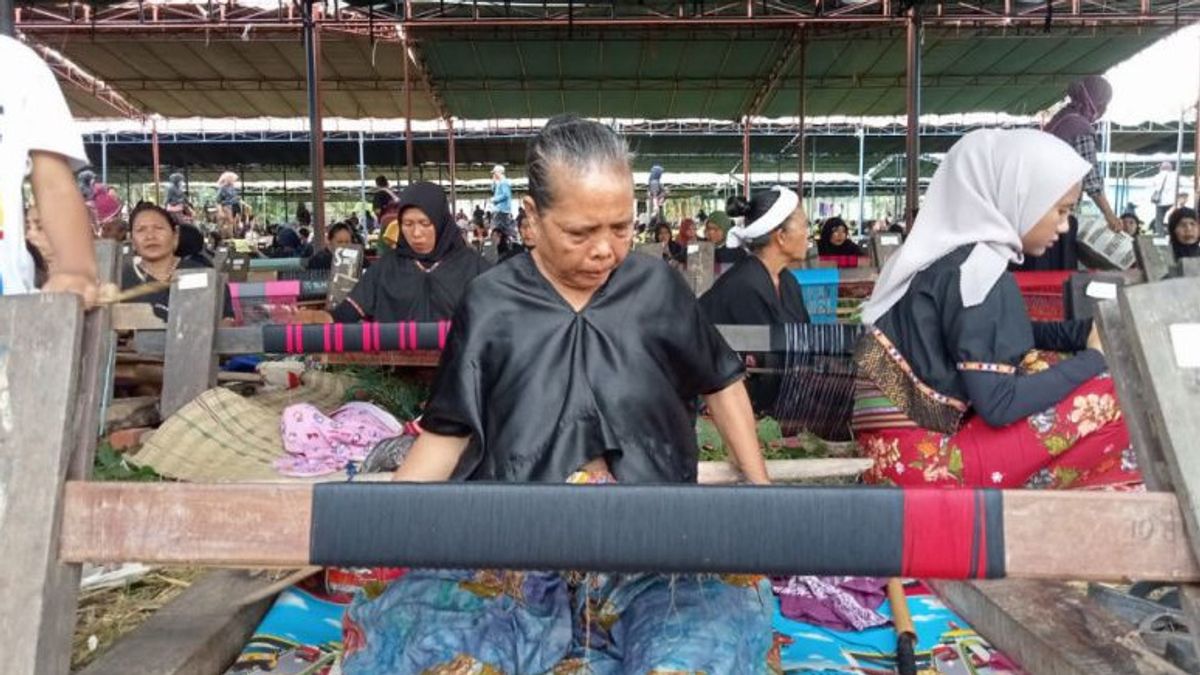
305;222;356;271
853;129;1138;489
121;202;229;320
700;187;810;414
332;182;490;323
705;218;748;268
653;220;686;265
1169;207;1199;259
342;114;772;675
817;217;864;267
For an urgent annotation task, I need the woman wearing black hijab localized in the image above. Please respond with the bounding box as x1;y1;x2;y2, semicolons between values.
1169;207;1200;259
816;217;864;266
332;182;491;323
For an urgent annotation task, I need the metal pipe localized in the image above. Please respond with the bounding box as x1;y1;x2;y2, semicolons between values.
858;125;866;232
0;0;12;37
404;35;414;184
358;130;367;222
303;0;327;246
742;117;752;198
100;133;109;185
810;137;817;210
1195;44;1200;208
448;117;458;212
1175;106;1186;207
151;119;161;203
904;7;922;229
17;13;1198;32
797;29;806;198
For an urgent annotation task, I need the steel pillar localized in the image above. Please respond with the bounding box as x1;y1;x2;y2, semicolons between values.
797;30;806;198
858;126;866;231
404;35;414;184
742;117;751;198
1176;107;1186;206
303;0;327;246
100;133;108;185
358;130;367;222
904;7;922;229
151;119;161;203
448;118;458;211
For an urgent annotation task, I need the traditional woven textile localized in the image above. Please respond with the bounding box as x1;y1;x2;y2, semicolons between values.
132;371;352;482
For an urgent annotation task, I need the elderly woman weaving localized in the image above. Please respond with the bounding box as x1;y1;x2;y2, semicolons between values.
341;116;775;674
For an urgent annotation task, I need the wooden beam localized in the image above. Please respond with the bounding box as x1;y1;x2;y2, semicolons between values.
869;231;902;269
0;294;86;673
1135;235;1176;283
71;241;120;479
112;303;166;331
1118;279;1200;561
58;483;1200;581
76;570;278;675
698;458;870;483
684;241;715;296
930;580;1186;675
160;271;222;418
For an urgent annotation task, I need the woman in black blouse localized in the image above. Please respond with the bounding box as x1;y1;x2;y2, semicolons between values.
853;129;1139;490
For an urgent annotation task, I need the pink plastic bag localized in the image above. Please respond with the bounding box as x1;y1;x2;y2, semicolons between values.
276;402;404;477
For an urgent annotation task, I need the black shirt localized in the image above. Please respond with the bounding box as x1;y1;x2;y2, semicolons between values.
873;245;1105;427
422;251;745;484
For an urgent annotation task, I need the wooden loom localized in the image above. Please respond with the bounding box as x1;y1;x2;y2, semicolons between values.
4;267;1200;673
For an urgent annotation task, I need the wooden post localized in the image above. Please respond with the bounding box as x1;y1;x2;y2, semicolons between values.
1064;271;1126;322
69;241;121;479
684;241;715;296
1135;235;1177;283
869;231;902;269
0;294;86;673
326;244;365;310
160;270;223;418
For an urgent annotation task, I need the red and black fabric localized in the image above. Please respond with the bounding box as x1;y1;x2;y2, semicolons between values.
308;483;1006;579
262;321;452;354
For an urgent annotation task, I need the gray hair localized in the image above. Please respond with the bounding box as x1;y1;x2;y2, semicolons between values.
526;115;632;210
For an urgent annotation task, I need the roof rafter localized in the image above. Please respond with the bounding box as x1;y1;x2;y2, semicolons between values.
20;34;144;121
743;26;803;119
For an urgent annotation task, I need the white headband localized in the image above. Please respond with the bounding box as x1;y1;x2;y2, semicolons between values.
725;186;801;249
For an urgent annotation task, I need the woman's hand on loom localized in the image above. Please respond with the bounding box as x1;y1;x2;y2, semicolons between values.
44;272;100;309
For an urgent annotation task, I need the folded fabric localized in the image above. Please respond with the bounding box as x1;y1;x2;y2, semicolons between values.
277;401;404;477
771;575;889;632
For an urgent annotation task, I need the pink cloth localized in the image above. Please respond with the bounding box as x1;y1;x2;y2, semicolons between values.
277;402;404;477
771;576;889;632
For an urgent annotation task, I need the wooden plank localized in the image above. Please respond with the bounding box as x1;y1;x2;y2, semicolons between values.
71;240;120;479
320;350;443;367
1119;279;1200;562
1065;271;1127;322
930;580;1186;675
77;570;278;675
684;241;715;296
160;271;223;418
1004;490;1199;582
717;324;771;352
0;294;86;674
1182;258;1200;277
61;483;313;567
112;303;166;331
58;484;1200;580
697;458;870;483
325;243;364;309
1135;235;1175;283
1094;300;1172;490
869;231;902;269
226;254;251;283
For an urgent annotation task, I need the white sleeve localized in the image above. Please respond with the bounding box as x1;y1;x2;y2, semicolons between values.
21;43;89;170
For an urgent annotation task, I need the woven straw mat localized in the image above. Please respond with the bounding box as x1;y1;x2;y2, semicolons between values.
132;371;354;482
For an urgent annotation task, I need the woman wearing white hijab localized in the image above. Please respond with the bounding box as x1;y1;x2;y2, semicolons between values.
852;129;1139;490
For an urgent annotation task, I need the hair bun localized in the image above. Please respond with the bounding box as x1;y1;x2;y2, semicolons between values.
725;196;751;218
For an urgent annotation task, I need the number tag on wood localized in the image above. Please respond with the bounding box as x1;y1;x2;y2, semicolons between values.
1170;324;1200;368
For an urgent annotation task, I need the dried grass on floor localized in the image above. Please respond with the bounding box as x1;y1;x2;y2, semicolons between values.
71;566;204;671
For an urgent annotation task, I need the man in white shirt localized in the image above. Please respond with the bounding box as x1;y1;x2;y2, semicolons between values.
0;34;97;304
1150;161;1178;235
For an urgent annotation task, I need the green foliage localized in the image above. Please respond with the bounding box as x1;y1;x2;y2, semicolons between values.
697;416;836;462
93;443;161;482
338;367;430;421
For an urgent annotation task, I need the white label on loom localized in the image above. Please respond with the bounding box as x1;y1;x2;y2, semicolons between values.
881;235;901;245
1085;282;1118;300
177;273;209;290
1154;237;1170;247
688;244;700;254
1170;324;1200;368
